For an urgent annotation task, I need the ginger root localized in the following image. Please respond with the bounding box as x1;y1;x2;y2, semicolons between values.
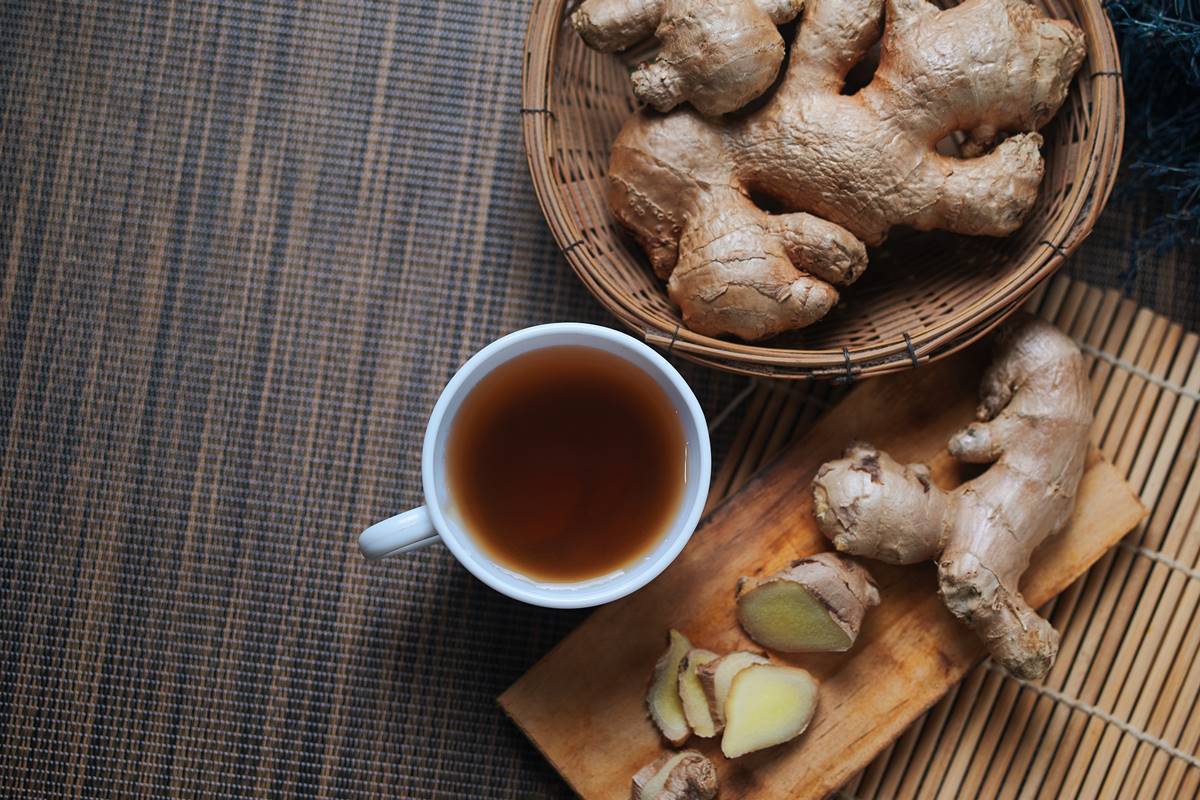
737;552;879;652
647;629;694;744
632;750;718;800
642;632;821;759
677;649;720;737
608;0;1086;339
696;650;768;729
571;0;805;115
721;664;820;758
812;317;1092;679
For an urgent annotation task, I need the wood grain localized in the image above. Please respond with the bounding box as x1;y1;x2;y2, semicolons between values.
500;349;1146;799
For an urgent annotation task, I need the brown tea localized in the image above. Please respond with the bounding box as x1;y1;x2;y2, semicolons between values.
446;345;686;582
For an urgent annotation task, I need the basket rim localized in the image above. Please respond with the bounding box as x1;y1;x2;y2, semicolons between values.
521;0;1125;379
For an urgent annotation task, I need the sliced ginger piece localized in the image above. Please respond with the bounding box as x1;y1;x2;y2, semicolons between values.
647;629;692;745
696;650;768;728
677;649;719;738
721;664;819;758
736;552;879;652
631;750;718;800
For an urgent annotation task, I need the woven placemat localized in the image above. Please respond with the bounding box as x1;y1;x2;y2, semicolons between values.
0;2;746;797
0;1;1197;797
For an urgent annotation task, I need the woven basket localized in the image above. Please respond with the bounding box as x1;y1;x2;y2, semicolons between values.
522;0;1124;379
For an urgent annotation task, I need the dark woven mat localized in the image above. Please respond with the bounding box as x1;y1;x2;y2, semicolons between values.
0;1;1195;798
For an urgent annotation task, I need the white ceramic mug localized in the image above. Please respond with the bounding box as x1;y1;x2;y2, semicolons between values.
358;323;712;608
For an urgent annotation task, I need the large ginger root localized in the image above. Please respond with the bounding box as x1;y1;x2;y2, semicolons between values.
608;0;1086;339
571;0;805;115
737;552;879;652
811;317;1092;678
647;629;693;744
632;750;718;800
721;664;820;757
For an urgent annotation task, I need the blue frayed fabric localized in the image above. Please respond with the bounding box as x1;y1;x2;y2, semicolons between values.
1105;0;1200;285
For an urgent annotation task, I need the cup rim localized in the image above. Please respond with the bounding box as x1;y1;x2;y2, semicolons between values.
421;322;711;608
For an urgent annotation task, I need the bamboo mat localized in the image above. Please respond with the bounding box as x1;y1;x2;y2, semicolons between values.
705;273;1200;799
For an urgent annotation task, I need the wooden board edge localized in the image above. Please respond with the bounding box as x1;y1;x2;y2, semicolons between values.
496;695;591;798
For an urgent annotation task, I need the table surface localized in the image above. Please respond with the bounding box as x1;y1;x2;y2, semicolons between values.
1;1;1196;798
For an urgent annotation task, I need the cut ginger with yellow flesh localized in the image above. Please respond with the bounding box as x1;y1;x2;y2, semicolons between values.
721;664;820;758
696;650;768;728
647;629;693;744
737;552;879;652
677;649;719;737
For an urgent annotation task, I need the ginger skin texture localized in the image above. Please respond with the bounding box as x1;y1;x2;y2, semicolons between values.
571;0;805;116
737;552;879;652
631;750;718;800
811;317;1092;679
608;0;1086;340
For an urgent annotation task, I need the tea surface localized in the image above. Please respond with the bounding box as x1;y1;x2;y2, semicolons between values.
446;346;686;582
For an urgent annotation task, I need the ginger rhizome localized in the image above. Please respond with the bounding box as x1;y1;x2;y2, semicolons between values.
642;632;821;759
812;317;1092;679
607;0;1086;339
677;649;720;737
631;750;719;800
571;0;805;115
737;552;879;652
647;629;694;744
721;664;820;758
696;650;768;729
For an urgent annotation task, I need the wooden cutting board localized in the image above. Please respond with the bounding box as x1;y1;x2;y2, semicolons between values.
499;347;1146;800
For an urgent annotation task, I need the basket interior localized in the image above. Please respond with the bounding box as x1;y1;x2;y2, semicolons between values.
533;0;1116;373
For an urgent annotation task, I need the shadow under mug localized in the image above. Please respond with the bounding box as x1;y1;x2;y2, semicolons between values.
358;323;712;608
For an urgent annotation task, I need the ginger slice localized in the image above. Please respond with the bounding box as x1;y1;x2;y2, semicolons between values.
647;629;693;745
721;664;820;758
737;552;879;652
677;649;719;737
696;650;768;728
631;750;718;800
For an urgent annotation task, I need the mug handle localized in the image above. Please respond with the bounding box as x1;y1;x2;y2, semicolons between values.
359;506;440;560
